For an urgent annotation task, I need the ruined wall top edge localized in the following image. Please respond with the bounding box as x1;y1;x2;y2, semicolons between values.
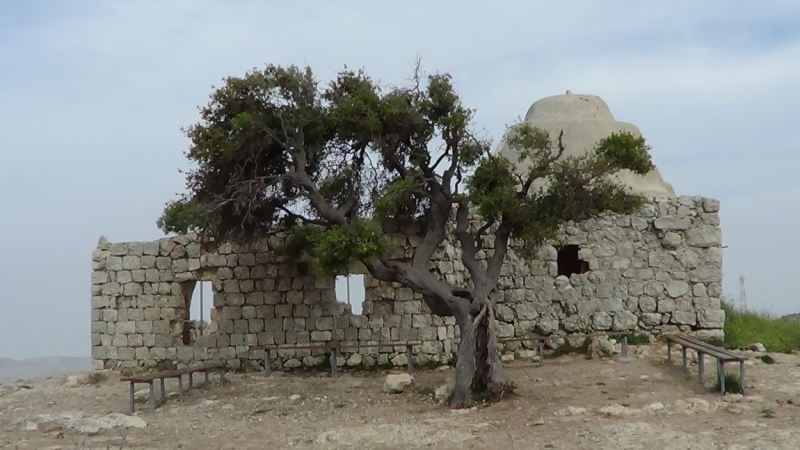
96;195;720;250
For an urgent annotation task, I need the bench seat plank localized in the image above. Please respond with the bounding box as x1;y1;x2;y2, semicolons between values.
121;363;225;383
664;335;744;362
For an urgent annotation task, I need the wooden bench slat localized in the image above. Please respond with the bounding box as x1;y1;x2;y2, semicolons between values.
664;335;745;362
120;363;225;383
250;341;423;352
665;335;741;360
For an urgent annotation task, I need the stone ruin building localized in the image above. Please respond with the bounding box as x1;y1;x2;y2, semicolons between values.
89;92;724;371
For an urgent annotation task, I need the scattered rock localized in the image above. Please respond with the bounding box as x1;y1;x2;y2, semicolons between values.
723;394;744;403
63;373;90;387
314;431;341;444
289;394;302;401
435;365;451;371
588;336;616;359
723;403;752;414
390;354;408;367
346;353;363;367
517;350;539;360
634;347;650;359
745;343;767;353
647;402;665;412
555;406;587;417
434;384;454;402
384;373;415;394
673;400;689;411
501;354;515;362
20;412;146;434
598;404;640;417
531;418;545;426
284;359;302;369
674;398;717;414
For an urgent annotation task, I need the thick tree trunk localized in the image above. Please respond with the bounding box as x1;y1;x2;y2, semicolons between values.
448;300;514;408
449;308;476;408
471;307;511;397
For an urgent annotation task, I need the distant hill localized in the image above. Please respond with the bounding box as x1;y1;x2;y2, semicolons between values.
780;313;800;322
0;356;91;384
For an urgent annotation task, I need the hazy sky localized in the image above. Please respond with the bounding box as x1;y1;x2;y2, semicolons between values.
1;1;799;359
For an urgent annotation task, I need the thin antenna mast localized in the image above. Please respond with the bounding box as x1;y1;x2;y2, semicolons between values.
738;274;748;312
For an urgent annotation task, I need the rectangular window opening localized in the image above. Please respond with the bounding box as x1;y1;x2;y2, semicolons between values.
335;274;365;314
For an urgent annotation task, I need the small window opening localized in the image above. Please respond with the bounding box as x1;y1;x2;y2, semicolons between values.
557;245;590;277
335;274;365;314
179;280;215;345
190;280;214;336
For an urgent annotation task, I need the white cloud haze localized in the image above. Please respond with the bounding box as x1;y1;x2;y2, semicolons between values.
1;0;799;359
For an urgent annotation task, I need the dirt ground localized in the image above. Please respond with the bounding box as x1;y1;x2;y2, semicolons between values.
3;343;800;449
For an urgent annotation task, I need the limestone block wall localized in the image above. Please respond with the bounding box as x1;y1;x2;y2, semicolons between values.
90;196;723;371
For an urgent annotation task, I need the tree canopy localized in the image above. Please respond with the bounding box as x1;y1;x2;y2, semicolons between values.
158;63;654;407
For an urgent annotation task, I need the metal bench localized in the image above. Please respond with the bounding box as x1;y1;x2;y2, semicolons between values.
251;341;421;377
120;362;226;413
663;334;748;394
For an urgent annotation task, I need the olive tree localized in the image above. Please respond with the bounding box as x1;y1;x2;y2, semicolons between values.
158;63;654;408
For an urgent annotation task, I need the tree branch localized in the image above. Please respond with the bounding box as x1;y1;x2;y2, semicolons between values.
485;214;512;287
454;199;484;285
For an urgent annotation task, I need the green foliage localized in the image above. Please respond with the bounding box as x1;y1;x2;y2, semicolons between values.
466;124;652;257
722;300;800;353
282;221;387;277
159;61;659;330
624;332;652;346
156;199;209;235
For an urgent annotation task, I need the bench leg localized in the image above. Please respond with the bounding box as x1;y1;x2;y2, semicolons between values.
667;341;672;363
129;382;135;414
330;349;338;377
622;335;629;358
160;378;166;405
538;341;544;367
264;350;271;377
681;346;688;372
149;381;155;410
188;372;193;390
204;371;210;389
406;345;413;374
178;375;184;402
697;352;704;385
717;359;725;394
740;361;746;395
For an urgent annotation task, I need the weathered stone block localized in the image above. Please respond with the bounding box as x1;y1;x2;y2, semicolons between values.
686;227;722;248
654;216;690;230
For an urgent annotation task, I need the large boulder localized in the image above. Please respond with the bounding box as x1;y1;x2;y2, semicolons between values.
383;373;414;393
587;336;616;359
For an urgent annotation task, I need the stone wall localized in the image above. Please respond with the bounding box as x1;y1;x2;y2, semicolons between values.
90;196;724;371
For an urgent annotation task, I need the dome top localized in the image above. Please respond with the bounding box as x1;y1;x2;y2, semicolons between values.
495;91;677;198
524;90;615;123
